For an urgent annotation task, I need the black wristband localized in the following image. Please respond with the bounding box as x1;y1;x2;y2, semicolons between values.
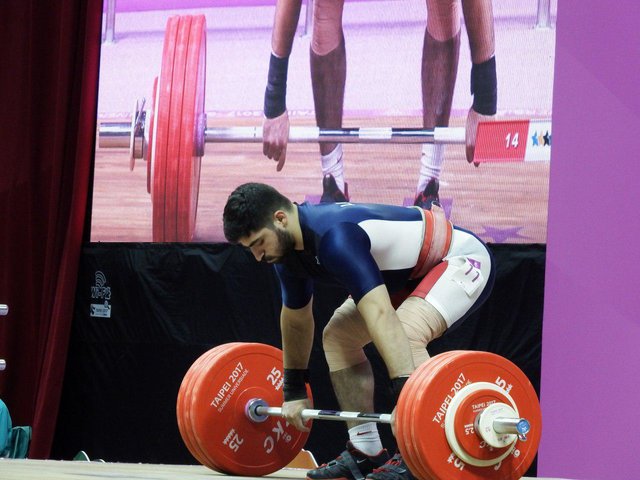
283;368;310;402
470;56;497;116
264;53;289;119
390;375;410;404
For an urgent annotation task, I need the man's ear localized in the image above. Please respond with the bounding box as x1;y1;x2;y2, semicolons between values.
274;210;287;226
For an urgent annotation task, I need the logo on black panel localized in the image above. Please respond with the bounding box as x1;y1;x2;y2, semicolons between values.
90;270;112;318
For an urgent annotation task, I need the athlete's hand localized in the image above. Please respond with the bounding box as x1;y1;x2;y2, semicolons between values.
465;107;495;166
281;397;312;432
263;110;290;172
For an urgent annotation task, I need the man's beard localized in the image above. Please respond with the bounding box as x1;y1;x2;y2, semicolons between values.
263;227;295;264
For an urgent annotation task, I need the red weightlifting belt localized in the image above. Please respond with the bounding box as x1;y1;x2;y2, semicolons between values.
409;205;452;280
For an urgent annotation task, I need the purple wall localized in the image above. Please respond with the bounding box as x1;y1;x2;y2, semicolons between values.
539;1;640;478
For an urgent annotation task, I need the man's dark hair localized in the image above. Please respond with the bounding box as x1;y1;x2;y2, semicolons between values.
223;183;293;243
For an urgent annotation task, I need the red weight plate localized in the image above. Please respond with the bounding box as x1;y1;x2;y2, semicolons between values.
189;343;311;476
178;368;205;465
410;351;542;480
451;387;513;464
395;367;420;478
146;77;158;195
178;348;217;466
163;15;192;242
408;353;484;479
152;14;205;242
397;356;435;480
177;344;235;469
178;345;227;466
152;16;179;242
407;351;480;480
186;343;250;472
176;14;205;241
188;343;308;475
397;352;458;480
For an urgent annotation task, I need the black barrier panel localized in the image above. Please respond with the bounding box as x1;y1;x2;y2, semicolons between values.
52;242;544;476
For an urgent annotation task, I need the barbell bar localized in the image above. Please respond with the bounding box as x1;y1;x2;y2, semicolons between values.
245;398;531;441
97;14;552;243
177;342;542;480
99;120;466;149
99;113;549;160
246;398;392;424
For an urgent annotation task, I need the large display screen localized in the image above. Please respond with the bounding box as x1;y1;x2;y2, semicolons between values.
91;0;556;243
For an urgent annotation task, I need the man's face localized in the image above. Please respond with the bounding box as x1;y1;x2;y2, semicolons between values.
240;224;295;264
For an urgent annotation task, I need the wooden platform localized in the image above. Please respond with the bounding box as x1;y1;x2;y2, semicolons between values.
0;459;307;480
0;458;574;480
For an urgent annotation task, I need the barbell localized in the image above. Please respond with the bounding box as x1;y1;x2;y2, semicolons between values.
98;14;552;243
176;342;542;480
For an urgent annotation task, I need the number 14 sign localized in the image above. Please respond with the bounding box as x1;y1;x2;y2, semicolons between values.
474;119;552;163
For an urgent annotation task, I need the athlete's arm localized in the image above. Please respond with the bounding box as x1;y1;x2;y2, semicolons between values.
271;0;303;58
356;285;414;379
280;300;314;432
263;0;303;169
319;224;415;379
274;264;314;431
281;300;314;371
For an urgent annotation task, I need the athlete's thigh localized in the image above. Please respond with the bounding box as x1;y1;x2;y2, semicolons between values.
411;228;492;327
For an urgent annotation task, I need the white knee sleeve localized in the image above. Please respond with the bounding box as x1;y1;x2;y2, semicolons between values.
396;296;447;367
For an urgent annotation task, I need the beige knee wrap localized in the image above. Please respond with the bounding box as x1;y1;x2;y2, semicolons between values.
396;296;447;367
323;299;370;372
426;0;462;41
311;0;345;55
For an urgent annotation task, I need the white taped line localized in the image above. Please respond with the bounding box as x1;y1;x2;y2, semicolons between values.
434;127;465;144
359;127;393;140
290;126;320;141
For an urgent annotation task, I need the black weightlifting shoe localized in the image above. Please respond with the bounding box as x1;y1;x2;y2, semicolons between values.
320;174;349;203
413;178;440;210
306;441;390;480
365;452;417;480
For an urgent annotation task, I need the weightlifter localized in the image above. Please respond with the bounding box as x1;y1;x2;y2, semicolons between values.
262;0;497;207
223;183;495;480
